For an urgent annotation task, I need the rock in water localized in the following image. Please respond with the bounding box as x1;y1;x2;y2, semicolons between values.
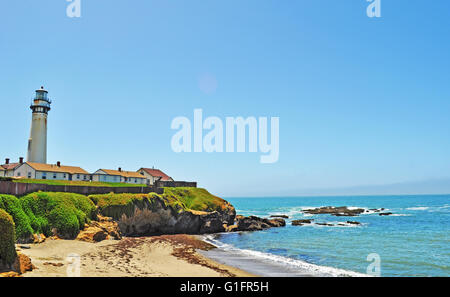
292;219;313;226
303;206;366;217
346;221;361;225
235;216;286;231
269;218;286;227
316;222;335;226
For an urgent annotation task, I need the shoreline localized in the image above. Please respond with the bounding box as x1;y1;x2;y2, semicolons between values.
17;235;255;277
15;232;367;278
201;234;369;277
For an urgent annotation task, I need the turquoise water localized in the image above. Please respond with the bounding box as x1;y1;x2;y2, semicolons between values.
208;195;450;277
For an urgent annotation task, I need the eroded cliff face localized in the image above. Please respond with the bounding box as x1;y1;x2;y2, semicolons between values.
98;194;236;236
90;189;289;236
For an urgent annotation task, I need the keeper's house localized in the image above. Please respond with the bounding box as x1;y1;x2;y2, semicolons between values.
14;161;91;181
137;168;174;185
1;158;23;177
92;168;147;185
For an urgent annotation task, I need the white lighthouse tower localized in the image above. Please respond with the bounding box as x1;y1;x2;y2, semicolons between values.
27;86;52;164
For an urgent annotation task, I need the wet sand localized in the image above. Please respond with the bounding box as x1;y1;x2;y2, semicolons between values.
19;235;255;277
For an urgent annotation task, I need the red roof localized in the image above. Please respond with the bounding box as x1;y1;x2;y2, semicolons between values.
1;163;20;170
139;168;172;181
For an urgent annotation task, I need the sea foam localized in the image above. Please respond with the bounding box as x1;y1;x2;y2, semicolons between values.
201;234;369;277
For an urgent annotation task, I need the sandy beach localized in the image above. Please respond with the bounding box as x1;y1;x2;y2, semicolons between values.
18;235;254;277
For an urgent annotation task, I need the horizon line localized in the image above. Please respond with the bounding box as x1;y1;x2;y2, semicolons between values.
223;192;450;199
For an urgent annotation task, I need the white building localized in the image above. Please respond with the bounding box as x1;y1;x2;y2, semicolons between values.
1;158;23;177
14;162;91;181
137;168;174;185
92;168;147;185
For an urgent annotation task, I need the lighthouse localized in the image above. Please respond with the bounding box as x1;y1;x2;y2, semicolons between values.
27;86;52;164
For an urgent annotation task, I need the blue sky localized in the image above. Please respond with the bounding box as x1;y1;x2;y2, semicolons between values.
1;0;450;196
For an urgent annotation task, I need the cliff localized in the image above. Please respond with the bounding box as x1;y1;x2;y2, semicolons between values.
0;188;236;241
89;187;236;236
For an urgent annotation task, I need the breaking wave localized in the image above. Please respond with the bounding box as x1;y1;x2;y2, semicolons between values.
201;234;369;277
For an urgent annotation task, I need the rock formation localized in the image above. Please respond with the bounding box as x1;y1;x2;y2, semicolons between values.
303;206;366;217
13;253;35;274
270;215;289;219
77;215;121;242
235;216;286;231
292;219;313;226
103;195;236;236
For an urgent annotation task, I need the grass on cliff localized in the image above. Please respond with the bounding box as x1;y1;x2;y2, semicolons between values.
162;187;230;213
0;192;96;240
13;178;146;188
89;193;168;220
89;188;230;220
0;209;17;266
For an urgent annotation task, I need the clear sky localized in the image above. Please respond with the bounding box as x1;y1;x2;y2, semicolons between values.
1;1;450;196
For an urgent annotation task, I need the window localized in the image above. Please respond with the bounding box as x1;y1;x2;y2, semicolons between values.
77;174;80;179
42;172;47;180
28;172;31;178
53;173;57;179
63;174;66;179
17;172;21;177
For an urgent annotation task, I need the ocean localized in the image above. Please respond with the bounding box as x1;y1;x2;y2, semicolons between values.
201;195;450;277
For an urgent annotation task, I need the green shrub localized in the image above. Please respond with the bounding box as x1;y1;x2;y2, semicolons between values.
0;192;97;241
48;206;80;239
0;195;34;241
0;209;17;266
19;192;96;238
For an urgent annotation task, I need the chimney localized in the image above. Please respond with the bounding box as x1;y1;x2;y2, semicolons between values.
118;167;122;172
19;157;24;164
5;158;10;165
57;161;61;167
